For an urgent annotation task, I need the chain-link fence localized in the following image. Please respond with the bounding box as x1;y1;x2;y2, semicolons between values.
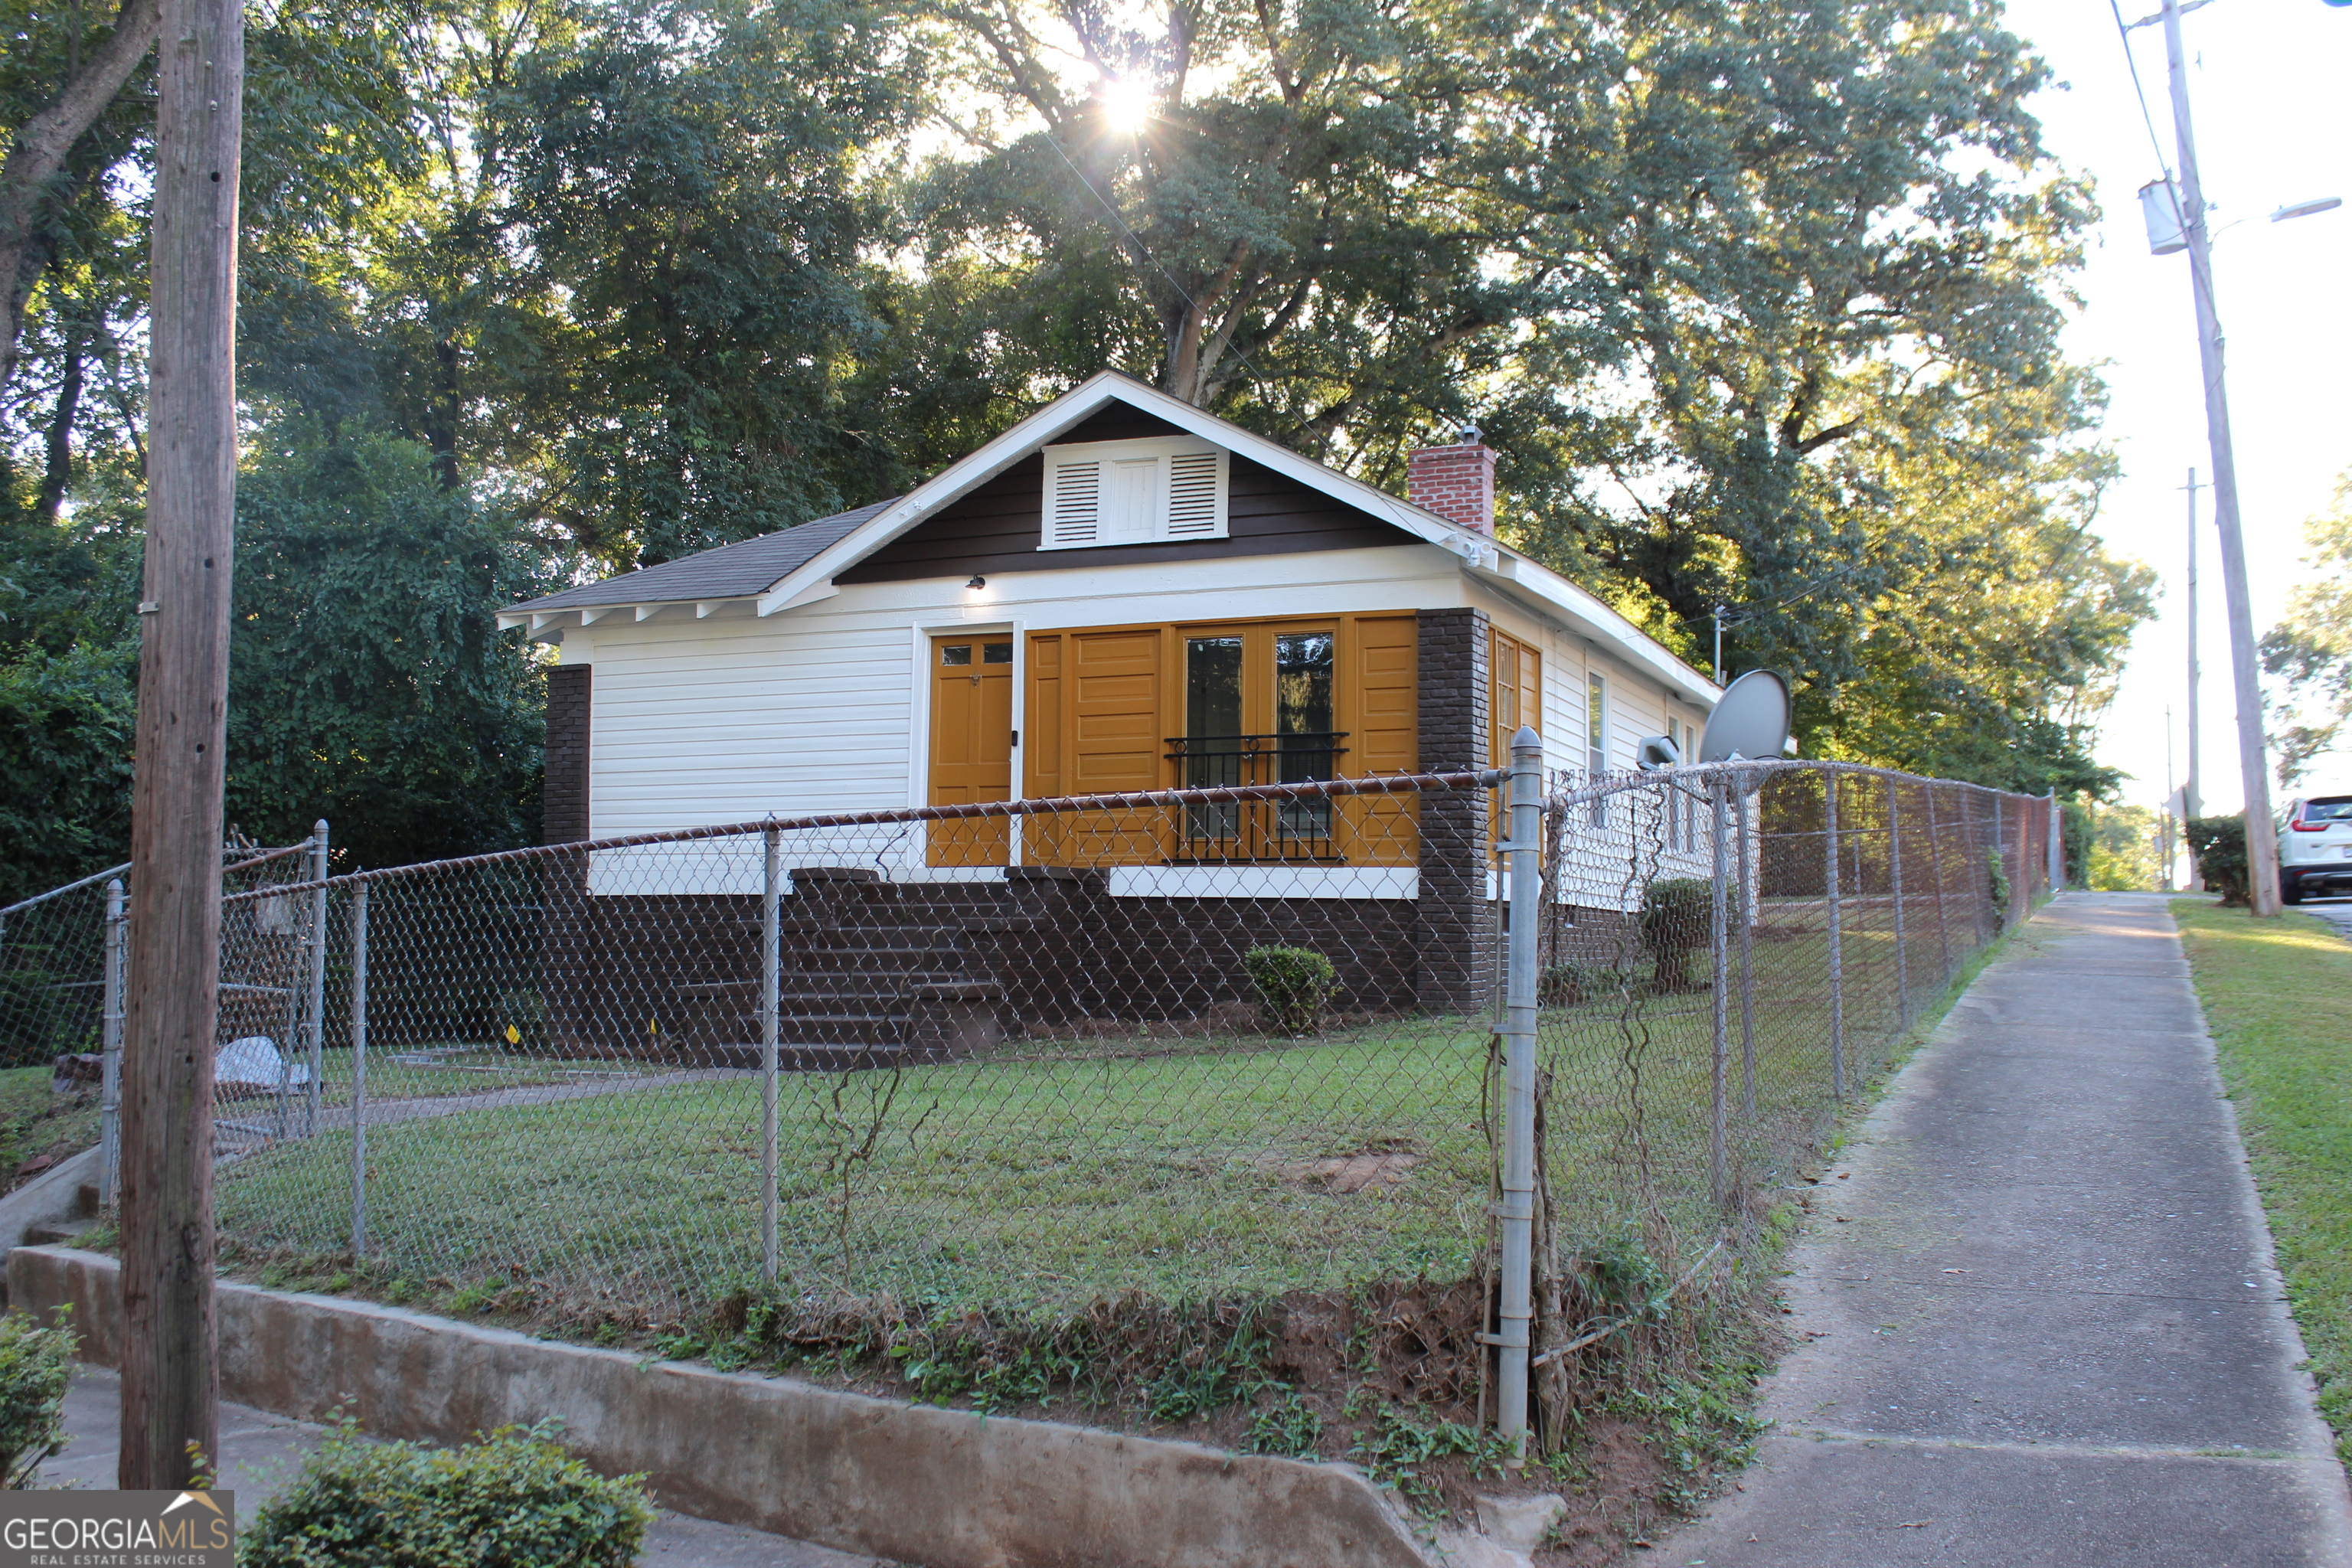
1523;760;2053;1442
184;760;2049;1442
0;831;325;1204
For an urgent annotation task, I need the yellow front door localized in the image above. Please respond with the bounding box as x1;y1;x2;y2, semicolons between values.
929;635;1014;866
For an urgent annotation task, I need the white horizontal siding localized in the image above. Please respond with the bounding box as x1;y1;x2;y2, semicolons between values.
586;616;915;839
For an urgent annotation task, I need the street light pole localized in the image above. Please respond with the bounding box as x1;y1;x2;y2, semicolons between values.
2158;0;2279;916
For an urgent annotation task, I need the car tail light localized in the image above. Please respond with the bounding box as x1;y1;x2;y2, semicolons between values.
2292;818;2331;831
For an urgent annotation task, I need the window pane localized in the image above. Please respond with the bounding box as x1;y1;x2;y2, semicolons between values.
1183;635;1246;841
982;642;1013;664
1275;632;1334;735
941;644;973;666
1186;637;1244;737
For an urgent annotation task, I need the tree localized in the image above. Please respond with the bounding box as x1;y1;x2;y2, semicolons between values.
224;431;564;868
2262;472;2352;789
0;0;158;397
903;0;2151;790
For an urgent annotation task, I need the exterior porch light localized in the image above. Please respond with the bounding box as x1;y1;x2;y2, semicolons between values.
966;575;986;590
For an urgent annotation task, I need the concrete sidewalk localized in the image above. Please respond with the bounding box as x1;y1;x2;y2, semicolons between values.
1660;892;2352;1568
40;1367;885;1567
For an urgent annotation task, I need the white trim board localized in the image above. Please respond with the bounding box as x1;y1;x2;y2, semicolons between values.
1105;866;1419;901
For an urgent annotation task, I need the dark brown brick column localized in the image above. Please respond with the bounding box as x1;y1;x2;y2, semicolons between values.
541;662;596;1052
544;663;592;844
1416;608;1493;1011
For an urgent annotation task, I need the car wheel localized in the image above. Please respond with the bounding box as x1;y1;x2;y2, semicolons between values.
2283;876;2305;905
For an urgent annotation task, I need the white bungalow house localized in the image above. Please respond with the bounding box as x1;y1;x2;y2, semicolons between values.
498;372;1720;1047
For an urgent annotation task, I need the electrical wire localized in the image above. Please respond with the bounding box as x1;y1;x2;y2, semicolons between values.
2109;0;2179;186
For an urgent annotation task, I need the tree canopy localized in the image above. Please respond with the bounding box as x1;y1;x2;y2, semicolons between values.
2263;472;2352;791
0;0;2156;888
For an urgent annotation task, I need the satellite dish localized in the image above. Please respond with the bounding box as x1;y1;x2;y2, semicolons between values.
1696;670;1792;763
1636;735;1681;770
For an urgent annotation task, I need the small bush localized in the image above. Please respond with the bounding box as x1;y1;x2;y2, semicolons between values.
495;989;547;1052
2187;815;2250;906
1986;847;2012;930
1638;877;1713;991
242;1419;656;1567
1539;961;1614;1006
1243;946;1334;1034
0;1307;77;1488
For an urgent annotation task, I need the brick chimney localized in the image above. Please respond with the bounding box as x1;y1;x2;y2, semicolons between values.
1407;426;1496;536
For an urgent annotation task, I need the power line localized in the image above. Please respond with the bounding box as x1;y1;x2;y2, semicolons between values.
2109;0;2178;185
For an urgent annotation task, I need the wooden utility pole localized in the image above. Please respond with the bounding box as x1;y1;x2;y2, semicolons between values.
2158;0;2279;916
118;0;241;1489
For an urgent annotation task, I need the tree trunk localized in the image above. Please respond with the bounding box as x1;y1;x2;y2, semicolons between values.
36;319;85;521
0;0;162;397
117;0;240;1493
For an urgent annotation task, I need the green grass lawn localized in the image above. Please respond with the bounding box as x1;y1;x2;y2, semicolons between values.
0;1065;103;1191
2172;899;2352;1463
213;894;1988;1334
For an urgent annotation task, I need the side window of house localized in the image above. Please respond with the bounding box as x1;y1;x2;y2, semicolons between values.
1664;717;1682;850
1587;672;1608;825
1488;630;1541;768
1041;438;1230;549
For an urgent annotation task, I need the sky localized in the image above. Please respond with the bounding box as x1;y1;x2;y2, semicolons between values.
2004;0;2352;826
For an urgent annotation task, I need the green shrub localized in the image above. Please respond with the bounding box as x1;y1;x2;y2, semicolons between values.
1638;877;1713;991
1986;847;2012;929
495;989;547;1052
2187;815;2250;907
1243;946;1334;1034
0;1307;77;1488
1539;961;1615;1006
242;1419;655;1567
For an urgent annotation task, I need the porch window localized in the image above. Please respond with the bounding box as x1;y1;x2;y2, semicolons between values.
1020;615;1416;868
1171;630;1345;860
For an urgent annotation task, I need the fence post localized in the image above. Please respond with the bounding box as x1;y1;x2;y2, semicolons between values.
100;880;126;1207
1495;727;1543;1458
1734;778;1756;1119
1925;782;1953;986
349;882;368;1259
1709;776;1731;1201
303;821;329;1136
1825;773;1844;1099
1886;777;1909;1029
2047;791;2065;893
761;824;782;1287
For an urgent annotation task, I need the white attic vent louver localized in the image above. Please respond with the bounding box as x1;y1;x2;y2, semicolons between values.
1048;459;1102;547
1165;449;1223;537
1041;437;1228;550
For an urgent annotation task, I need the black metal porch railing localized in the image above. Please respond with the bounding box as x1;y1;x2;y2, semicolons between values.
1163;733;1349;861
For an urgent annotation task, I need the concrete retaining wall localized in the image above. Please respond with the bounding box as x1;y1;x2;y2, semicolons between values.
11;1247;1437;1568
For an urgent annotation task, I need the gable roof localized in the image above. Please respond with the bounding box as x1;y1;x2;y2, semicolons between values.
501;371;1720;703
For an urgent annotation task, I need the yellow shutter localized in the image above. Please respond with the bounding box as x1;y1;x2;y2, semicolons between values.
1341;615;1419;867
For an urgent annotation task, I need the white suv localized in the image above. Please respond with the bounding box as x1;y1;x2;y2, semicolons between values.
2281;795;2352;903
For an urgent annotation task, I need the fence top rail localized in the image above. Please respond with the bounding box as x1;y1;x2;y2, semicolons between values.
1544;756;2057;815
2;836;318;919
221;769;1507;903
